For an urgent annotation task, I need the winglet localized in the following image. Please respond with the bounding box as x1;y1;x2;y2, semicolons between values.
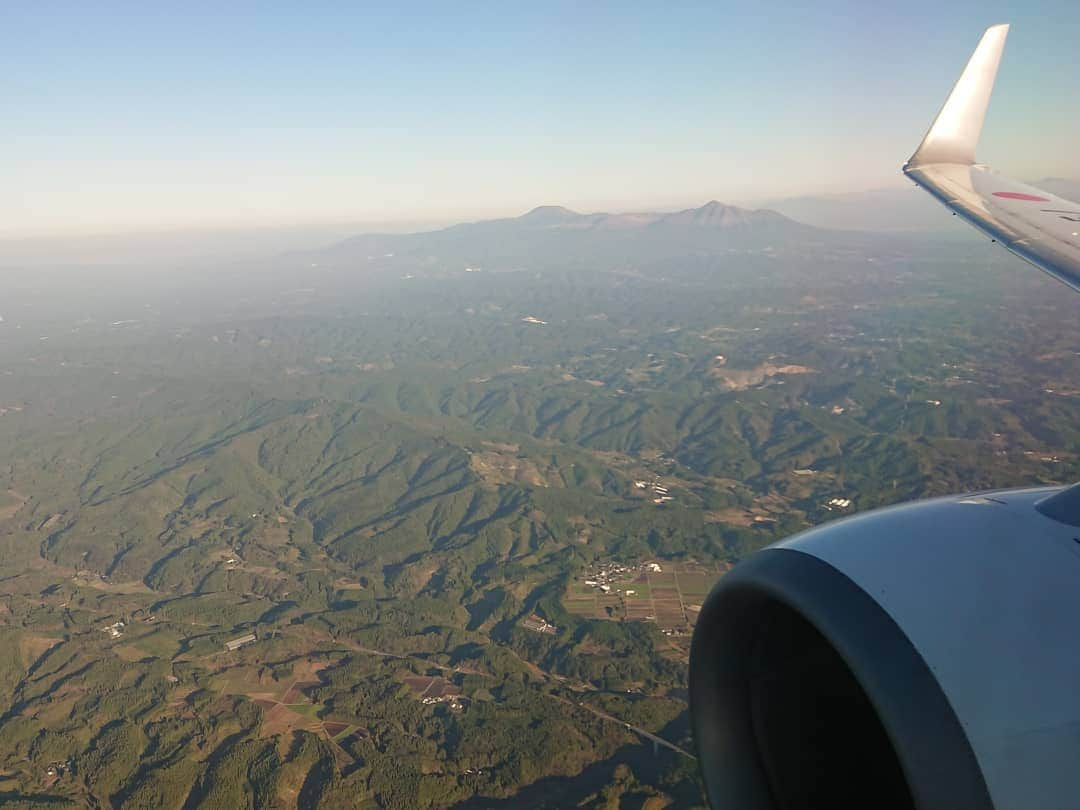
907;24;1009;167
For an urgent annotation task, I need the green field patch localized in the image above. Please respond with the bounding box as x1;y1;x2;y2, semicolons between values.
565;583;597;598
329;722;355;741
287;702;321;718
673;573;714;597
214;665;282;699
563;599;595;611
131;627;183;659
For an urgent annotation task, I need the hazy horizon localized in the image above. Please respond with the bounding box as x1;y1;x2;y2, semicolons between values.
9;174;1080;267
7;2;1080;239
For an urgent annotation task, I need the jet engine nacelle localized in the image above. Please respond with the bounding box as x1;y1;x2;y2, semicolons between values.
689;485;1080;810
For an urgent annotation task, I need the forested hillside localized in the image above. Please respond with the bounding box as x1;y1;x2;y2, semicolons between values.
0;204;1076;808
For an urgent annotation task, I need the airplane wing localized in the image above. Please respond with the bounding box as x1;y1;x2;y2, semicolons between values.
903;24;1080;293
690;26;1080;810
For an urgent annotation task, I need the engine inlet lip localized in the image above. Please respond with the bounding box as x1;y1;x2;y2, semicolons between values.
689;547;993;810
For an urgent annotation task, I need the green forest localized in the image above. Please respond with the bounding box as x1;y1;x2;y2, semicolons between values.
0;213;1076;807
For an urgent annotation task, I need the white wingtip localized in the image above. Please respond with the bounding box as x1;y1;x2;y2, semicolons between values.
908;23;1009;167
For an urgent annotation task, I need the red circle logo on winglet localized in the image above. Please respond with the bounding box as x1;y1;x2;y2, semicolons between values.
993;191;1050;202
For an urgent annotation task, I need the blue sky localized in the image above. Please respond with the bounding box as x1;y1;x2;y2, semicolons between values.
5;1;1079;235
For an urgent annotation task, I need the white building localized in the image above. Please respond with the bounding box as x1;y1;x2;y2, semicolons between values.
225;633;256;652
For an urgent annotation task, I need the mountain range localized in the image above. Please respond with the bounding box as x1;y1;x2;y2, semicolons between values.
318;200;826;268
470;200;794;231
315;177;1080;268
8;179;1076;268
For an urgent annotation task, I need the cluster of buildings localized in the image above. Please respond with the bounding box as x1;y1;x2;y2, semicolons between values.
1024;450;1062;463
634;479;673;505
418;682;466;711
422;695;466;711
581;560;664;594
43;760;69;787
824;497;852;510
102;620;125;639
660;626;691;638
225;633;256;652
521;615;557;635
421;694;464;708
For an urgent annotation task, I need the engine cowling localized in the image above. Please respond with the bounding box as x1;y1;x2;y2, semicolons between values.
689;485;1080;810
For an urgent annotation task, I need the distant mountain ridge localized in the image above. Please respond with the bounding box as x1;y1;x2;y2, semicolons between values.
319;200;819;267
503;200;793;231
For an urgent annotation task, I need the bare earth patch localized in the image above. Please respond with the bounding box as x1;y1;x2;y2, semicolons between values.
470;451;548;487
710;362;814;390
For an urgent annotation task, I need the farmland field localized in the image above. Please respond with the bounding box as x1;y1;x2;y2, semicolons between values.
563;561;732;629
